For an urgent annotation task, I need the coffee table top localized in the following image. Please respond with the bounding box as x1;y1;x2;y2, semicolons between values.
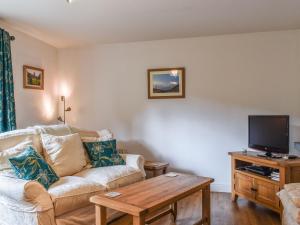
90;173;214;216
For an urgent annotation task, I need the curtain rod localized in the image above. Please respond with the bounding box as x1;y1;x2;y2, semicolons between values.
10;36;15;41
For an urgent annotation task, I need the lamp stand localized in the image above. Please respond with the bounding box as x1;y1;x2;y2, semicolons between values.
57;96;71;124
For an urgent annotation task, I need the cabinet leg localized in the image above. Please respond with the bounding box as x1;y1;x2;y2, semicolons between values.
231;193;238;202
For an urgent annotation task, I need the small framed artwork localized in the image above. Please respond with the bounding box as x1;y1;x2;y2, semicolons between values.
23;65;44;90
148;67;185;99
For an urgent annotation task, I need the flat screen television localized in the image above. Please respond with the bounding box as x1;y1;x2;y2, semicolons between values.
248;115;289;155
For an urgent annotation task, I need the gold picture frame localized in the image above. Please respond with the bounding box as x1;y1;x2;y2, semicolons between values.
23;65;44;90
148;67;185;99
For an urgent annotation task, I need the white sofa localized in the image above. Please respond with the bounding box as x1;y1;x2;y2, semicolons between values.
0;125;145;225
278;184;300;225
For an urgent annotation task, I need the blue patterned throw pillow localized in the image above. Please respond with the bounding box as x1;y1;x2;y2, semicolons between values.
9;146;59;189
83;139;125;168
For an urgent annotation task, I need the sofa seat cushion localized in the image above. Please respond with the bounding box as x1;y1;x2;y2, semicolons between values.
278;189;300;224
74;165;144;190
48;176;105;216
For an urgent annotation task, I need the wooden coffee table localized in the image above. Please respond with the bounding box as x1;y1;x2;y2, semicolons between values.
90;173;214;225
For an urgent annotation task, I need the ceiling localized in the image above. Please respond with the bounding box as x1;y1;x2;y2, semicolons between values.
1;0;300;48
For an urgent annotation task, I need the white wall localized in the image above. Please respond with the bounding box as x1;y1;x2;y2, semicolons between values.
0;21;58;128
58;30;300;192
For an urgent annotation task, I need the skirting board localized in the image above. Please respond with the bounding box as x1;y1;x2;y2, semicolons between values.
211;183;231;193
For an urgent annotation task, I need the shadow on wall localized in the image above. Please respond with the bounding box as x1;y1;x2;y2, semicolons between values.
118;140;157;161
118;140;196;175
166;167;197;175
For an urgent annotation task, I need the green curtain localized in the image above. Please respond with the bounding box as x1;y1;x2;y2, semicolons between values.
0;28;16;132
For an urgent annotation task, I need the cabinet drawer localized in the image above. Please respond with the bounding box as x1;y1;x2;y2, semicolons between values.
254;179;280;209
235;172;255;199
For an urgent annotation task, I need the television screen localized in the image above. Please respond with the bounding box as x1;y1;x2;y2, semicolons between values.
248;115;289;154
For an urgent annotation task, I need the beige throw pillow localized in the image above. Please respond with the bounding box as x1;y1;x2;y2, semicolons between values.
41;133;87;177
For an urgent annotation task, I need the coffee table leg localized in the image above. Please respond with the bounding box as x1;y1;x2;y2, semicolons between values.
133;215;145;225
172;202;178;221
202;185;211;225
95;205;107;225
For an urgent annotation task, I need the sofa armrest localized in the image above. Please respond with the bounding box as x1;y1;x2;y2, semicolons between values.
0;176;53;212
282;183;300;208
277;189;300;224
121;154;146;177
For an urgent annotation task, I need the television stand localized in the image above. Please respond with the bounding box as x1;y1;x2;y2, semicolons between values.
257;152;282;159
229;151;300;214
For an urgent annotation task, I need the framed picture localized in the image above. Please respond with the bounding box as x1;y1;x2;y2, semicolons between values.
23;65;44;90
148;67;185;99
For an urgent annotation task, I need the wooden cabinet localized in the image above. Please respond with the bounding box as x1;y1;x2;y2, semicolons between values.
255;178;280;209
229;151;300;213
235;172;255;200
234;171;279;211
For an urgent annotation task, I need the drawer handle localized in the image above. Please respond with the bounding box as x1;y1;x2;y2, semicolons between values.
251;187;258;192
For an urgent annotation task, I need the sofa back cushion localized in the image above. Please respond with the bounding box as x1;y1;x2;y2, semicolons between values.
70;127;99;138
30;124;72;136
70;127;113;141
0;140;33;171
0;128;43;154
41;133;87;177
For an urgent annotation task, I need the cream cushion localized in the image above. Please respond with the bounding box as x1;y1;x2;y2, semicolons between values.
70;127;113;140
80;129;113;142
41;133;87;177
96;129;113;140
0;140;33;171
48;176;105;216
30;124;72;136
0;128;42;154
74;165;144;189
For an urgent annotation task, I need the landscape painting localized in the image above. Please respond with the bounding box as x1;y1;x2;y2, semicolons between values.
23;65;44;90
148;68;185;99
